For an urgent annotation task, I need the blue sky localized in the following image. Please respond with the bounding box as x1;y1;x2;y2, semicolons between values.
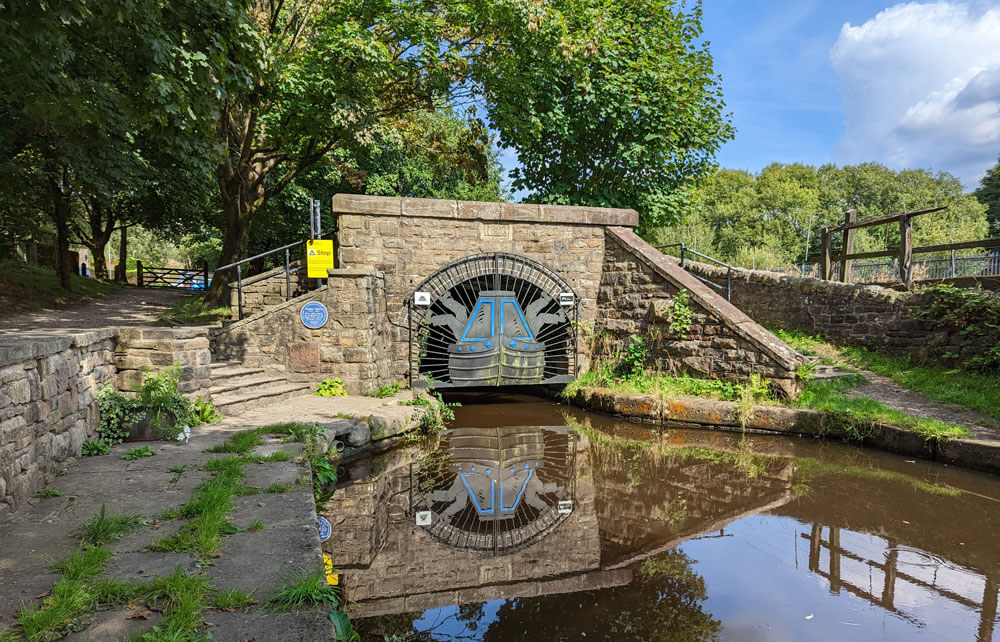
500;1;1000;195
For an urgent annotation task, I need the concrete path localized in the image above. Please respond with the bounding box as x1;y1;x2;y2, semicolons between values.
0;288;188;333
0;419;333;640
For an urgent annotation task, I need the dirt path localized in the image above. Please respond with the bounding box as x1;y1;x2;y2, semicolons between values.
846;371;999;439
0;287;188;333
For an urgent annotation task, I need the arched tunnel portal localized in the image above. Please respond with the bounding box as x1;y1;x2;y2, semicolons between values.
408;253;578;388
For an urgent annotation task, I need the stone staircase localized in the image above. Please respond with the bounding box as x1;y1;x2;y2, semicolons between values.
208;361;312;417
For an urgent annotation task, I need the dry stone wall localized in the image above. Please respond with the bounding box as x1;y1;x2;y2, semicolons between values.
682;260;999;365
0;330;117;517
212;269;392;394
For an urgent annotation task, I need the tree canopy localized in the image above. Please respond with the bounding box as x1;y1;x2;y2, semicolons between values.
974;155;1000;236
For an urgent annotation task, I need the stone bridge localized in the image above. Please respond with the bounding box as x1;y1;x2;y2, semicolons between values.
213;195;802;395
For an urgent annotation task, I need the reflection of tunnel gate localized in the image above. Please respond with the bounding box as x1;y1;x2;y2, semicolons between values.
411;426;578;557
408;253;578;387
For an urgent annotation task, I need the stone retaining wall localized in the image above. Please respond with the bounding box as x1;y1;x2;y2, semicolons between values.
599;228;802;397
0;330;117;517
115;327;212;396
212;269;393;394
682;259;999;365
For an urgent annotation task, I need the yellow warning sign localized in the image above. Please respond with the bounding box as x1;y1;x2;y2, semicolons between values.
306;239;334;278
323;553;339;586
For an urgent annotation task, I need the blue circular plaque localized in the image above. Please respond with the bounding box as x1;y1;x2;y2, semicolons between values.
300;301;329;329
317;516;332;542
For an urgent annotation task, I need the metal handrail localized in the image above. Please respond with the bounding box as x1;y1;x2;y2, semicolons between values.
217;230;335;320
655;242;733;301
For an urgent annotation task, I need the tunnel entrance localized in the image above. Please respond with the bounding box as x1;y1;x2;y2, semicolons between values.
408;253;578;388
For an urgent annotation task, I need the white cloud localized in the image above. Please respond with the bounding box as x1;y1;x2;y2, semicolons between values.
830;2;1000;187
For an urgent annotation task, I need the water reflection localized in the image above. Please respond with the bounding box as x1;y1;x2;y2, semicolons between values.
327;400;1000;641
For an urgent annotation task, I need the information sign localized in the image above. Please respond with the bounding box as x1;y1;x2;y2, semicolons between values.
300;301;329;329
306;239;334;278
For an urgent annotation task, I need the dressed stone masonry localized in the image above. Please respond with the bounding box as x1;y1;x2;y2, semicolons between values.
116;327;212;396
0;330;117;517
211;195;803;395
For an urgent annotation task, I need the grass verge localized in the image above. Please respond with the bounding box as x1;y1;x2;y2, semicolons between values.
0;259;123;317
772;326;1000;424
156;295;231;325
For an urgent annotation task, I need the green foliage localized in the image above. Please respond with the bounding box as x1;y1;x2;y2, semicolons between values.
664;290;694;335
652;162;990;269
266;570;340;612
122;446;156;461
974;154;1000;235
369;382;402;399
81;440;111;457
212;587;257;610
622;335;649;377
0;260;122;314
47;545;112;581
909;284;1000;371
481;0;733;228
795;376;969;440
77;504;149;546
404;391;459;435
771;325;1000;421
35;487;63;499
565;365;746;402
314;378;348;397
156;295;231;326
137;366;198;439
735;374;770;429
96;382;144;445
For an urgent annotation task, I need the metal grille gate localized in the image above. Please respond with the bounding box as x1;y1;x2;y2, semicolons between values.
407;253;578;388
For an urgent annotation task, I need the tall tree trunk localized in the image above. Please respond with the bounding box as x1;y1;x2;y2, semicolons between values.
205;182;253;307
49;176;73;291
116;225;128;283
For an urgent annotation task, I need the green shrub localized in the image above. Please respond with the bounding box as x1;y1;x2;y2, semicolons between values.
81;440;110;457
96;383;143;445
315;378;348;397
97;366;201;444
664;289;694;335
122;446;156;460
622;335;648;377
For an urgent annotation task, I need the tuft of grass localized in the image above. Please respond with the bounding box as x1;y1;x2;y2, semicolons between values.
122;446;156;461
17;579;97;640
266;482;295;493
265;570;339;612
796;376;969;440
140;566;214;639
35;486;63;499
169;465;187;474
564;364;751;403
47;545;112;581
212;586;257;610
76;505;150;545
247;520;265;532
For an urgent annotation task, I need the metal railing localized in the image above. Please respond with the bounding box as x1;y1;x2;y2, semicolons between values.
656;242;735;301
214;231;334;320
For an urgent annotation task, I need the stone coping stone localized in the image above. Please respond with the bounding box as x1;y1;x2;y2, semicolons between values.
0;328;118;367
567;386;1000;475
331;193;639;227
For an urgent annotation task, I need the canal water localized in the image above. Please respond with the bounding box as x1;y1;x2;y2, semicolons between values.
332;393;1000;641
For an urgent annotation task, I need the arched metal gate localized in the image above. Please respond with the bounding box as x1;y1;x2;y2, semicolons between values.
407;253;578;388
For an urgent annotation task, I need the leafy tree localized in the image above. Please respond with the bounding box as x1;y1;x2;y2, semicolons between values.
479;0;733;229
974;155;1000;236
0;0;249;288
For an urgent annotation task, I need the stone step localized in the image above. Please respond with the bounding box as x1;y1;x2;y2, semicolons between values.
212;382;313;417
209;365;267;385
209;374;289;397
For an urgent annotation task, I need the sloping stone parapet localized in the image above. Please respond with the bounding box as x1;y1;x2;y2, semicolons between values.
599;227;804;398
115;326;212;396
0;329;118;517
566;386;1000;475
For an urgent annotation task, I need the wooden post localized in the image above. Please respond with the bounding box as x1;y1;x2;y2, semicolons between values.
899;214;913;289
821;229;832;280
840;209;857;283
201;260;209;290
137;260;144;287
